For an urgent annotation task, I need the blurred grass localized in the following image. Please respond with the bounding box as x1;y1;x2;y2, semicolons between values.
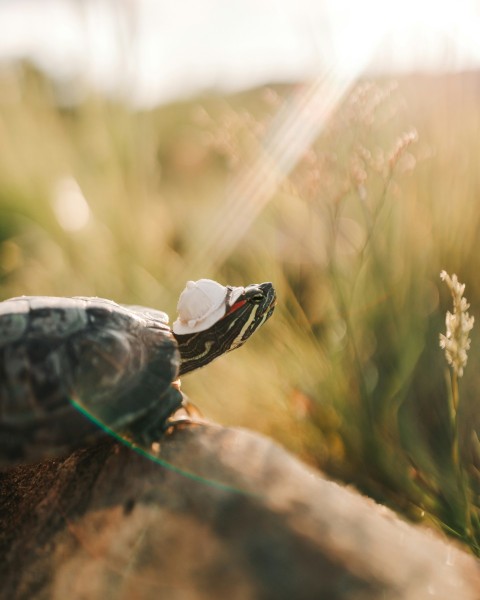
2;63;480;552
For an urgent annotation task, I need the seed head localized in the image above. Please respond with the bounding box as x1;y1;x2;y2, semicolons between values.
439;271;475;377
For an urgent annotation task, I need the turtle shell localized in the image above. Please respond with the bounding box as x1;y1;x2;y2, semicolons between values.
0;296;182;465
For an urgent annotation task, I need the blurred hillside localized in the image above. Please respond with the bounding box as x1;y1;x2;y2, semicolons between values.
1;64;480;551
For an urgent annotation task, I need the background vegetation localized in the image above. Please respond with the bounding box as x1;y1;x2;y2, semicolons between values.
1;65;480;552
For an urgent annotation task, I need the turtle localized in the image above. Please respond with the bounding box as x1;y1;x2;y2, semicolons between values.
0;279;276;466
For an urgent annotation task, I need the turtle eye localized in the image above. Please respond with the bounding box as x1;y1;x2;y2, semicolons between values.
249;293;264;304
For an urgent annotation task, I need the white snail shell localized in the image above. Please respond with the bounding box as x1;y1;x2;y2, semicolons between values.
172;279;245;334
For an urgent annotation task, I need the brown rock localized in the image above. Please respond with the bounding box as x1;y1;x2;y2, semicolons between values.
1;423;479;599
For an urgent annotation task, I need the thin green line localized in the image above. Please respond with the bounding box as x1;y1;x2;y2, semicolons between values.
69;396;260;498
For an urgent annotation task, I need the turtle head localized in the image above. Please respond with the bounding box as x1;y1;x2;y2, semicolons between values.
172;279;276;375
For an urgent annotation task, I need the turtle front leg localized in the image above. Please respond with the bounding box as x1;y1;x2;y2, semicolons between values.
163;381;206;432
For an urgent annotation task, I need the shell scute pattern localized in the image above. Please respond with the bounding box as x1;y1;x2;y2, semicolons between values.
0;313;29;348
0;296;90;344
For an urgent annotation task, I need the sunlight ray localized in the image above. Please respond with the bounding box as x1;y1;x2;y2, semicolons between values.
184;36;385;278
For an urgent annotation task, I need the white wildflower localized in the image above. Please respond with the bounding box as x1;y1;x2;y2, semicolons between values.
439;271;475;377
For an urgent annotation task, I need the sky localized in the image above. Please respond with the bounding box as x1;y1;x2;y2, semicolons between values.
0;0;480;106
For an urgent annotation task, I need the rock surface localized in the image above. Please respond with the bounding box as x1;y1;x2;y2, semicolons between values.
1;423;479;600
